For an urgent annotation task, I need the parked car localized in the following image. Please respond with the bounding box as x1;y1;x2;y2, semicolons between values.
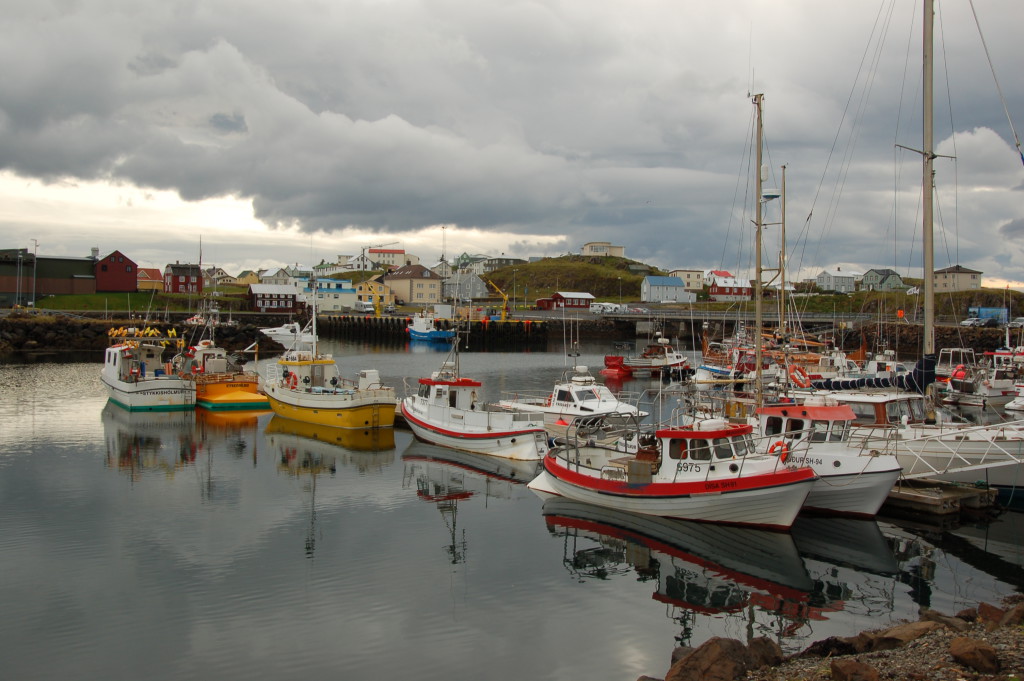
1008;317;1024;329
960;318;980;327
981;317;1000;327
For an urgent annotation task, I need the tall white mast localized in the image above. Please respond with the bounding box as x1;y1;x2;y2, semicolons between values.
922;0;935;359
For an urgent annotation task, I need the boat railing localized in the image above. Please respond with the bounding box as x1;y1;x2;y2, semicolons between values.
854;420;1024;479
498;389;552;405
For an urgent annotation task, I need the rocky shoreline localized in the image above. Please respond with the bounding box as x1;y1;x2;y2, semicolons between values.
641;596;1023;681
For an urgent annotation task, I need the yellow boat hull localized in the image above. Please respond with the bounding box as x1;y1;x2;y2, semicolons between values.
266;391;396;429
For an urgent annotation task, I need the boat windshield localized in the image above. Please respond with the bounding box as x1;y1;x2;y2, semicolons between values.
810;420;850;442
884;398;926;424
573;388;600;403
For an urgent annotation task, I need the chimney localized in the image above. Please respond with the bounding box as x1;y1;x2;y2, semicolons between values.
91;247;99;260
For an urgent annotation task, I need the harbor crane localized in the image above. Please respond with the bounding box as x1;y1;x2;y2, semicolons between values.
486;278;510;321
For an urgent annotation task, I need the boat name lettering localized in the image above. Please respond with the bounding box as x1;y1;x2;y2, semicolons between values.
792;456;823;466
704;480;737;491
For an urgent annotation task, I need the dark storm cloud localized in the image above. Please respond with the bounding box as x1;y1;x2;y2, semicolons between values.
0;1;1021;279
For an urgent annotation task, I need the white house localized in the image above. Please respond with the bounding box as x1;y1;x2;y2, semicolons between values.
816;267;860;293
641;276;696;303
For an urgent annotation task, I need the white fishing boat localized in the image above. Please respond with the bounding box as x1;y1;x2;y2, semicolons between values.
400;342;548;461
259;320;315;349
497;364;647;428
753;395;902;517
528;416;817;529
101;327;196;411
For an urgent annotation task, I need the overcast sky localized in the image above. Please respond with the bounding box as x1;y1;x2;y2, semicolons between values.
1;1;1021;285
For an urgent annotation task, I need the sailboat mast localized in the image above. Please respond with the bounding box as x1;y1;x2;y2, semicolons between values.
922;0;935;357
753;93;765;404
779;165;787;336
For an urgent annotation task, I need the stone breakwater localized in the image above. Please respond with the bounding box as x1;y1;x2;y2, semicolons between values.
638;596;1023;681
0;314;281;359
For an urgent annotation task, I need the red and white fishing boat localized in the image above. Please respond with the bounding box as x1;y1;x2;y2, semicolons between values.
400;347;548;461
528;417;817;529
602;335;691;378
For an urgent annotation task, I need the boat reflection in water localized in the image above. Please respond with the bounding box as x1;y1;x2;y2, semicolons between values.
540;497;818;649
264;416;396;557
788;516;900;645
102;401;198;479
402;439;540;563
265;415;396;476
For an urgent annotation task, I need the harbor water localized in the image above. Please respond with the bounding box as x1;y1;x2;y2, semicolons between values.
1;339;1021;681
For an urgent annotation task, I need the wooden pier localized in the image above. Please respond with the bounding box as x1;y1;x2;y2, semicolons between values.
883;479;1000;517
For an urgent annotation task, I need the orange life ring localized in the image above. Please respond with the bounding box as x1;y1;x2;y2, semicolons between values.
768;440;789;463
287;373;299;389
788;365;811;388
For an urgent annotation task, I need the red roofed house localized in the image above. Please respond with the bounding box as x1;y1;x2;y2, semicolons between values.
164;262;203;294
94;250;138;292
137;267;164;291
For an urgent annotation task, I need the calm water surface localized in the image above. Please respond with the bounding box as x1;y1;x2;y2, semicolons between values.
1;340;1021;681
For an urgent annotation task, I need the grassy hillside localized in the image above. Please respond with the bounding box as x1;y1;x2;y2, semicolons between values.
487;255;664;303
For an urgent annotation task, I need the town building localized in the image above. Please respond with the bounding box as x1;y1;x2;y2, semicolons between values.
443;272;489;302
581;242;625;258
535;291;595;310
94;250;137;293
860;268;908;291
356;277;395;309
309;277;357;312
934;264;982;291
0;248;97;306
815;267;859;293
706;273;752;301
384;264;442;306
164;263;203;294
668;269;705;291
235;270;260;286
641;276;696;303
137;267;164;292
248;283;300;313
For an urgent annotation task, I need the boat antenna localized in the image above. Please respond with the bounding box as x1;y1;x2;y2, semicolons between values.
968;1;1024;167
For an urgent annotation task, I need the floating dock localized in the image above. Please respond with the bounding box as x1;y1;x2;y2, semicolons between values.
883;478;1000;517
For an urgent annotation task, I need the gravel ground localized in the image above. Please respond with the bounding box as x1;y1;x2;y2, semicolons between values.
742;619;1023;681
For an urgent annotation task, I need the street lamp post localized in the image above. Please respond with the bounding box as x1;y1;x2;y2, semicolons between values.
15;250;23;307
617;277;622;306
30;239;38;308
513;269;518;312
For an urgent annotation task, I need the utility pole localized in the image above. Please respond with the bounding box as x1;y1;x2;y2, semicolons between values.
30;239;38;307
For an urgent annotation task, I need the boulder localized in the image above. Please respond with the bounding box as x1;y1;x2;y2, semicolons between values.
999;602;1024;627
920;608;970;632
746;637;783;668
869;620;944;651
830;658;880;681
949;636;1000;674
665;637;751;681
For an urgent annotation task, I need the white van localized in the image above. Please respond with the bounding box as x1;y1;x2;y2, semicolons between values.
354;300;376;313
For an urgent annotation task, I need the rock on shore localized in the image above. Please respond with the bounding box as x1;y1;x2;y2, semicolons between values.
639;596;1023;681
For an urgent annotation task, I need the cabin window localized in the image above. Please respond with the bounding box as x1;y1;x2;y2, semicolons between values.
449;390;457;408
689;439;712;461
418;384;430;398
846;402;877;424
811;421;829;442
714;438;733;459
786;418;806;439
731;435;752;457
831;421;850;441
574;389;599;403
555;389;572;403
668;440;685;460
763;416;783;437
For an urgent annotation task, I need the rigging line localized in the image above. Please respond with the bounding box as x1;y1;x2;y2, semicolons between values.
720;97;757;271
794;0;893;277
937;4;961;267
969;0;1024;166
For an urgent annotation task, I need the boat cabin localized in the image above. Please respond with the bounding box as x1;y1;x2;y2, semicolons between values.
756;396;855;443
936;347;977;377
417;362;482;411
654;419;759;463
822;391;928;427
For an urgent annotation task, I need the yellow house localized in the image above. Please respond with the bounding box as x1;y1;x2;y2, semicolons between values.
137;267;164;292
235;270;260;286
934;265;982;292
356;278;394;307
